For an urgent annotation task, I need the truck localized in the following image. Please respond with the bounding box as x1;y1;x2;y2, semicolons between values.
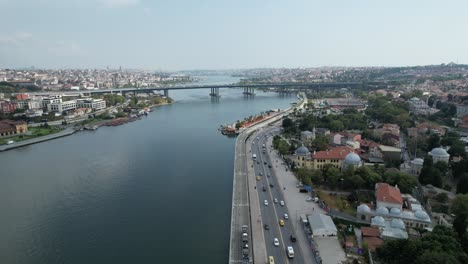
241;225;249;261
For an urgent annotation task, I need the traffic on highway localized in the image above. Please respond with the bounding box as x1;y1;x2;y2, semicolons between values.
250;125;306;264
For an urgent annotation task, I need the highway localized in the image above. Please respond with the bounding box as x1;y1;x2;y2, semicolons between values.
249;126;306;264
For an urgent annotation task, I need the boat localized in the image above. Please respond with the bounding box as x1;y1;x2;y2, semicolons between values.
6;140;15;145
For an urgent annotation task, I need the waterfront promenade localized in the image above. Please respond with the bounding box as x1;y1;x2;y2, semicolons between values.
0;128;76;152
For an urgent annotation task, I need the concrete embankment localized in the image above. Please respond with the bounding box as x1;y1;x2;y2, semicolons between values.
0;128;77;152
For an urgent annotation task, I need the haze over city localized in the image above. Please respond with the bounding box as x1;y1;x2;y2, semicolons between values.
1;0;467;70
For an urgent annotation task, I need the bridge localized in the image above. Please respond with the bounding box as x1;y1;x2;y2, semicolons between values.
29;82;362;98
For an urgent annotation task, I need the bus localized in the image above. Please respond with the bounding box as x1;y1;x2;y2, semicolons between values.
252;154;257;160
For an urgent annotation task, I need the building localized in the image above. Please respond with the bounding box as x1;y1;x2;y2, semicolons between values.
307;213;338;237
407;123;446;138
357;183;432;230
0;120;28;137
428;147;450;163
294;145;356;170
41;95;62;109
376;145;401;162
76;98;106;111
361;227;384;252
47;100;77;113
456;104;468;118
342;152;362;170
408;97;439;115
15;93;29;100
301;129;315;143
1;101;18;113
410;158;424;175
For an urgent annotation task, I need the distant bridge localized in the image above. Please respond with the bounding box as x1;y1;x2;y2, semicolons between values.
29;82;363;97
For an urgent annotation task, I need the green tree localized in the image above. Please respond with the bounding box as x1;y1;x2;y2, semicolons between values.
457;174;468;194
324;166;340;187
427;133;440;151
448;142;467;158
282;118;293;128
329;120;344;132
452;194;468;241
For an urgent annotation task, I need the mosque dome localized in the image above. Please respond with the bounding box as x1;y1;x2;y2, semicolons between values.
295;145;310;156
376;207;389;216
344;152;361;165
390;207;401;216
391;218;406;229
430;148;449;157
357;204;371;214
371;216;386;227
415;210;430;220
411;158;424;166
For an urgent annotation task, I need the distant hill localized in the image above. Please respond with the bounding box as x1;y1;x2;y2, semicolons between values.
0;82;40;94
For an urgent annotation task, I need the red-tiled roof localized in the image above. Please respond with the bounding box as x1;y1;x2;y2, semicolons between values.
363;237;384;252
312;146;354;160
376;183;402;205
361;227;380;237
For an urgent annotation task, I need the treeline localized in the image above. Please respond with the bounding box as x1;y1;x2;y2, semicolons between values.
365;95;412;128
0;82;40;94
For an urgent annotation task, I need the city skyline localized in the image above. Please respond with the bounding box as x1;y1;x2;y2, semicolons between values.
1;0;467;70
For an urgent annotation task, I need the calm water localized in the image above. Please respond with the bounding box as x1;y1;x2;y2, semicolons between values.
0;77;294;264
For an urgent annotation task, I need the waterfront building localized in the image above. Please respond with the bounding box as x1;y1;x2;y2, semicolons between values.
41;95;62;109
47;100;77;113
1;101;19;114
428;147;450;163
294;145;355;170
76;98;106;111
0;119;28;137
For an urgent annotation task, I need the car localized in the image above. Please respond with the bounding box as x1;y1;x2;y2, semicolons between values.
264;200;268;206
269;183;274;188
264;224;270;230
256;176;261;181
264;161;267;165
279;219;285;226
262;186;266;192
259;172;263;176
257;161;260;164
290;235;297;242
6;140;15;145
284;214;289;219
299;188;308;193
274;198;278;203
274;238;279;246
280;200;285;206
268;165;272;168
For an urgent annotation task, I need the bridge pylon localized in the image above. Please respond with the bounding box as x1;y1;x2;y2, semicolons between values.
242;87;255;96
164;89;169;97
209;87;220;97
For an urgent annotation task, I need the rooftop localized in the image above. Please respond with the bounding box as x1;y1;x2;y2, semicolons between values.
312;146;354;160
376;183;403;205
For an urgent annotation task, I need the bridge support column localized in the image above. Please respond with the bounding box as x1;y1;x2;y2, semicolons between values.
164;90;169;97
210;87;220;97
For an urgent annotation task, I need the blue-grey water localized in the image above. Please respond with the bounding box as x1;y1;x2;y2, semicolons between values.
0;76;295;263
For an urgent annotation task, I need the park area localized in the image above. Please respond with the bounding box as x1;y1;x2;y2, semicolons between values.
0;126;62;145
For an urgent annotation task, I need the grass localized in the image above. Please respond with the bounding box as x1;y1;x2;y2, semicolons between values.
317;190;357;215
0;126;62;145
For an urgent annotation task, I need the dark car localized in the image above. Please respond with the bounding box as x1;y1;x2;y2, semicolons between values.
264;161;267;165
290;235;297;242
299;188;308;193
270;183;274;188
262;186;266;192
268;165;272;168
264;224;270;230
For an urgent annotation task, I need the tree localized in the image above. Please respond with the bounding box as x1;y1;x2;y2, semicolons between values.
324;167;340;187
282;118;293;128
457;174;468;194
427;133;440;151
451;194;468;250
434;192;449;203
329;120;344;132
448;142;467;158
383;170;417;193
434;161;448;175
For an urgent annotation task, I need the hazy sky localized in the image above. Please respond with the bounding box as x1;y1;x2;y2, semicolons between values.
0;0;467;70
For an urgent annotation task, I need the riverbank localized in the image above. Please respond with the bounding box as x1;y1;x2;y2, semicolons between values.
0;128;77;152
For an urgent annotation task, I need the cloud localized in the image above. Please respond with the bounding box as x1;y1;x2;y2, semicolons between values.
100;0;140;8
0;32;33;44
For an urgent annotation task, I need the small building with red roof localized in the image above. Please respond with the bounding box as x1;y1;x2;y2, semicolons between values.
376;183;403;209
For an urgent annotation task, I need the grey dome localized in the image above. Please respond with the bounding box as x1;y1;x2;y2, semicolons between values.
376;207;389;216
391;218;406;229
371;216;386;227
390;207;401;216
415;210;430;220
411;158;424;165
357;204;371;214
344;152;361;165
401;210;413;218
295;145;310;156
430;148;449;157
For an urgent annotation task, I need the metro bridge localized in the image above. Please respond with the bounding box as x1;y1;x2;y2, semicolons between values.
29;82;362;98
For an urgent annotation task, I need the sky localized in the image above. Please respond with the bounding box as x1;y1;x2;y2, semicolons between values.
0;0;467;70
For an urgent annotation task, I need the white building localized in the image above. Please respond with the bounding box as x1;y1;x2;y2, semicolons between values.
307;213;338;237
47;100;77;113
42;95;62;109
410;158;424;175
76;98;106;111
428;147;450;163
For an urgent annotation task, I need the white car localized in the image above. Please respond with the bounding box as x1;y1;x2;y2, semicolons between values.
274;238;279;246
284;214;289;219
280;200;285;206
264;200;268;206
274;198;278;203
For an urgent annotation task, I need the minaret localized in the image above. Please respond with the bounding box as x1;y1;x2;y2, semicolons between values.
312;126;316;141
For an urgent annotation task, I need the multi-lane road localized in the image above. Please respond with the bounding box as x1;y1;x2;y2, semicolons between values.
248;126;306;264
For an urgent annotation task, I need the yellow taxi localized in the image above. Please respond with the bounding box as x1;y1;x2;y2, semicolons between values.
256;176;261;181
269;256;275;264
279;219;285;227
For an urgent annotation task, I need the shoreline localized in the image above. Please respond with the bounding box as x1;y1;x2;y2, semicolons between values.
0;100;177;152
